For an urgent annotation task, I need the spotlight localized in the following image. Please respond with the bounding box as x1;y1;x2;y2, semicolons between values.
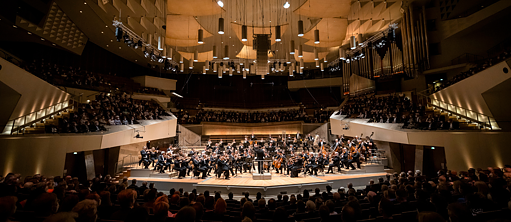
135;133;143;139
143;49;150;58
217;0;224;7
283;1;290;8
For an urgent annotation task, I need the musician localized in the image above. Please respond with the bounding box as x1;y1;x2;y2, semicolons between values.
156;151;166;173
308;154;319;176
218;139;225;150
228;153;236;177
231;139;237;148
150;147;158;169
254;145;265;174
243;151;253;173
318;139;327;150
327;152;341;173
243;137;250;147
183;156;193;176
217;156;230;179
173;156;186;179
189;148;196;156
234;153;244;175
307;134;314;142
341;148;349;169
194;156;207;179
274;151;284;174
203;154;212;176
348;148;361;170
251;133;257;141
206;139;213;149
290;155;304;178
164;153;172;172
331;139;341;152
139;146;150;169
296;132;300;139
209;153;217;175
167;145;173;153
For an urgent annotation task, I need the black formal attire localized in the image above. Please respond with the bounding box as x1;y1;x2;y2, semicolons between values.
341;152;349;169
349;151;361;170
254;148;265;174
291;159;303;177
328;156;341;173
156;155;166;173
174;159;186;177
139;150;150;168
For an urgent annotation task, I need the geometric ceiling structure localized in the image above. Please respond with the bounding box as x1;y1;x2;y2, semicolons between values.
16;2;88;55
167;0;224;16
231;24;289;47
294;0;352;18
302;18;348;46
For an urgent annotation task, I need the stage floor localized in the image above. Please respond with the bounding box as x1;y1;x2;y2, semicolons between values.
128;169;387;196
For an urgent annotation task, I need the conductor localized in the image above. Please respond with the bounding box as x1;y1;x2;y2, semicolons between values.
254;145;265;174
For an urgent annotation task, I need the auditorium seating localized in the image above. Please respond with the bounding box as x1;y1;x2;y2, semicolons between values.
431;48;511;94
340;93;482;130
2;165;510;222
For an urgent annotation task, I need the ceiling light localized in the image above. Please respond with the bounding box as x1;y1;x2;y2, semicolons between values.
242;25;247;41
350;35;356;49
223;45;229;60
84;2;87;4
198;29;204;44
105;25;108;28
12;25;17;28
194;50;199;62
27;32;32;35
106;45;109;47
314;30;320;44
298;20;304;37
218;18;224;34
213;45;218;59
41;38;45;41
79;10;82;13
135;60;137;62
298;44;303;57
289;40;295;54
275;26;281;42
283;1;290;8
217;0;224;7
314;48;318;60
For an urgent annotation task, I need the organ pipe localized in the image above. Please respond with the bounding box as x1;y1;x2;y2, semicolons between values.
422;6;430;69
409;6;418;70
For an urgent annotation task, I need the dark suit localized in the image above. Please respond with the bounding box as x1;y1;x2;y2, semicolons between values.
254;148;265;174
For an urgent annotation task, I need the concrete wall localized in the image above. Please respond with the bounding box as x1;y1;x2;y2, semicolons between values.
131;76;177;91
178;124;201;146
288;77;343;91
430;59;511;117
202;122;303;136
0;57;71;120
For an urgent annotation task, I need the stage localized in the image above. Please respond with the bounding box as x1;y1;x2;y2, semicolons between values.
127;164;389;196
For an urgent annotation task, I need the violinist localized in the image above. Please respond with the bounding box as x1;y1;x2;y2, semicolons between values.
327;152;341;174
243;150;253;173
308;153;319;176
193;155;207;179
156;151;166;173
341;148;349;169
173;155;186;179
331;139;341;152
349;148;361;170
139;146;150;169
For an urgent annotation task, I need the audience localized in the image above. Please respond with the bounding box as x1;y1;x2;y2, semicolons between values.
339;93;463;130
176;108;333;124
1;165;511;222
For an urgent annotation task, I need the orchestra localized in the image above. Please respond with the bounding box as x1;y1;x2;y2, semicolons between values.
138;133;377;179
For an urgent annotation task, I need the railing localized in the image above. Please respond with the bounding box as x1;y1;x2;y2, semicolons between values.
114;154;140;175
416;93;499;130
450;53;485;66
3;99;74;135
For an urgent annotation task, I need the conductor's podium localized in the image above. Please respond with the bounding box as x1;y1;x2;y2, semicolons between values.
252;173;272;180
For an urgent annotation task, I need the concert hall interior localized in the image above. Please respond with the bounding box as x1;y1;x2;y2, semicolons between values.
2;0;511;222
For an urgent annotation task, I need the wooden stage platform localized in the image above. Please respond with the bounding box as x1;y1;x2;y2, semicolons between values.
128;169;387;196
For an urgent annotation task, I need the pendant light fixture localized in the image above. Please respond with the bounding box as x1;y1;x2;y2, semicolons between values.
218;17;224;34
250;64;254;74
314;29;320;44
229;67;233;76
300;58;304;70
198;29;204;44
298;44;303;57
205;60;209;70
289;65;293;77
237;64;241;73
213;63;218;72
289;40;295;54
275;26;281;42
286;53;290;64
314;48;319;60
298;20;304;37
243;69;247;79
350;35;357;49
357;33;363;45
158;35;163;50
162;46;167;58
218;71;222;78
223;45;229;60
339;47;346;60
316;60;320;67
193;50;198;62
180;63;184;72
203;66;206;74
324;56;327;62
242;25;247;41
213;45;217;59
148;33;153;46
320;63;324;71
261;74;265;80
189;58;193;69
180;56;183;64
